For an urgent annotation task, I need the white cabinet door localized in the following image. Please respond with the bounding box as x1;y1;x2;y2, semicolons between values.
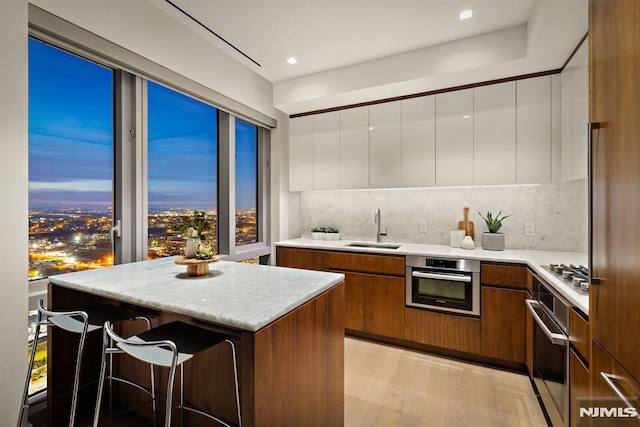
370;101;401;188
571;41;589;180
435;89;474;186
289;115;314;191
401;96;435;187
516;76;552;184
313;111;340;190
340;106;369;189
473;82;516;185
560;68;574;181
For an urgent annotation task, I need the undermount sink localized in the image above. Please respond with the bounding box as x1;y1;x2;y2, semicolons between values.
344;242;402;250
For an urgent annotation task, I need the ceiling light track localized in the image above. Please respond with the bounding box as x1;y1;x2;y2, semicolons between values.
164;0;261;67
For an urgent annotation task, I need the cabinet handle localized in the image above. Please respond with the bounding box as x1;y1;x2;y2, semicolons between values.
525;299;568;345
601;372;640;420
588;122;603;286
411;271;471;283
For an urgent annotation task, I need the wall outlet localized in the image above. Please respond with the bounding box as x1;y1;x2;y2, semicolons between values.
419;220;429;233
524;222;536;237
311;217;318;228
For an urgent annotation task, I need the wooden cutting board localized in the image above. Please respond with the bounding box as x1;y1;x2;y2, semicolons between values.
458;207;475;239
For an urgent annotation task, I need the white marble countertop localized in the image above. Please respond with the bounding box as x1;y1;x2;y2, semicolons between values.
275;238;589;315
48;257;345;332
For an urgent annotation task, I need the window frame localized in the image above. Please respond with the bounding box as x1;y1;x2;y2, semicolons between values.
26;10;273;405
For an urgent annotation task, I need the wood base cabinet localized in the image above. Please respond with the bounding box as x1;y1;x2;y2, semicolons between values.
481;286;527;363
569;349;590;427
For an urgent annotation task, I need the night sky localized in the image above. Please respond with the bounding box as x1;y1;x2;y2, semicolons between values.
28;38;258;211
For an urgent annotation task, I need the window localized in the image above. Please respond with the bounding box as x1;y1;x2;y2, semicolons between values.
147;81;218;258
235;119;258;246
28;37;114;395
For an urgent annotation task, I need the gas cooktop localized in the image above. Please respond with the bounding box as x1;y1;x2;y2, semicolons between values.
542;263;590;293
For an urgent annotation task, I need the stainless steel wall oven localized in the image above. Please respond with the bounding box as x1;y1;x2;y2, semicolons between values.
405;256;480;316
526;272;570;427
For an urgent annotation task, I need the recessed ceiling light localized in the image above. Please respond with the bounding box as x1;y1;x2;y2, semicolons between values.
463;115;470;119
286;57;298;65
459;9;473;20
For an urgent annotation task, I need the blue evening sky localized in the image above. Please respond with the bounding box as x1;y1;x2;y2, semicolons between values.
29;38;257;211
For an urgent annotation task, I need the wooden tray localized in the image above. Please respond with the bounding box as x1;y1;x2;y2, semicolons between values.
175;255;220;277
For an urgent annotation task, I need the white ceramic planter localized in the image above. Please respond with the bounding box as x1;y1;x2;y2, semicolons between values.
482;232;505;251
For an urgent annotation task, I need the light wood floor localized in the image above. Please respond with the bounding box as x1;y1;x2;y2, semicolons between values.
344;337;548;427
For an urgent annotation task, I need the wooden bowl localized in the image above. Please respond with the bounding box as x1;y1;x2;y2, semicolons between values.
174;255;220;277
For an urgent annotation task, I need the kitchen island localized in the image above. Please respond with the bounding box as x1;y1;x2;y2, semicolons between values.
47;257;345;426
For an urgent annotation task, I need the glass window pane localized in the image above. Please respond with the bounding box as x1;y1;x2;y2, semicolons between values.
235;119;258;246
147;81;218;258
28;38;114;396
29;39;114;280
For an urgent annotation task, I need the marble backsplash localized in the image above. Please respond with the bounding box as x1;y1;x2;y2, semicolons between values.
299;179;588;252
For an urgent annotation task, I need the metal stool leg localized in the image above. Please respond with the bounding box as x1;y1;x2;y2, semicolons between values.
92;327;110;427
164;353;179;427
68;318;89;427
227;339;242;427
17;311;43;427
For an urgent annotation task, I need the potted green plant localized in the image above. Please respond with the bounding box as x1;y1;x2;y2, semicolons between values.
325;226;340;241
310;227;324;240
478;211;511;251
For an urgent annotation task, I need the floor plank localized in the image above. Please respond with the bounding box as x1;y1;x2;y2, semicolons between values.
344;337;547;427
36;337;547;426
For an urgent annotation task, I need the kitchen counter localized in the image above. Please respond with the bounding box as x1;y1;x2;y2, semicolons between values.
47;256;346;426
48;256;345;332
275;238;589;315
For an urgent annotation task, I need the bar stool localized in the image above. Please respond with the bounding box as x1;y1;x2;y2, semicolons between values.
92;320;241;427
18;300;153;427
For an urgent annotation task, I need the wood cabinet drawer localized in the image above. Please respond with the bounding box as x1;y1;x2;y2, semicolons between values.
569;307;590;364
592;340;640;420
328;252;405;276
481;263;526;289
276;247;329;271
405;308;482;354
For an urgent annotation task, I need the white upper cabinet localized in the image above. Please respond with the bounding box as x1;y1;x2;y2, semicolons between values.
289;115;314;191
340;106;370;189
473;82;516;185
516;76;552;184
401;96;436;187
370;101;402;188
435;89;474;186
313;111;340;190
561;39;589;182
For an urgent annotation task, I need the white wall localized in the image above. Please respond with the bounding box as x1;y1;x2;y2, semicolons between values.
299;179;588;253
0;0;29;423
270;109;301;262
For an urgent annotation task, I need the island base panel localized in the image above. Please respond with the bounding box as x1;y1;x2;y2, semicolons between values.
48;281;345;427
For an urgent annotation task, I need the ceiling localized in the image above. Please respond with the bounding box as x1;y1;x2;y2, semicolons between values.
148;0;587;114
155;0;537;83
31;0;588;115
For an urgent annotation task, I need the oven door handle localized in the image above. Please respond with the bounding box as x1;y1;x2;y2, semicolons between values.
525;299;568;345
411;271;471;282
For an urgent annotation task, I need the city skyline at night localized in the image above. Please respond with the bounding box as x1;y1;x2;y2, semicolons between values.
29;38;258;211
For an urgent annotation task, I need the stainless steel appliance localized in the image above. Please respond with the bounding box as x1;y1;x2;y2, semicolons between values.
544;263;590;293
405;256;480;316
526;272;570;427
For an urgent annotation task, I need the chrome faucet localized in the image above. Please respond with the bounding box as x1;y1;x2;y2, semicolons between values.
375;209;388;242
